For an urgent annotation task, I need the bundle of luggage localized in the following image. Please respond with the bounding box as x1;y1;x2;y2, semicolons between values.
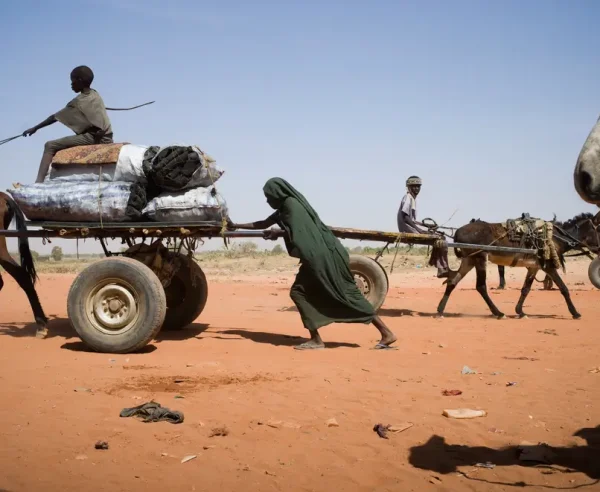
9;143;228;223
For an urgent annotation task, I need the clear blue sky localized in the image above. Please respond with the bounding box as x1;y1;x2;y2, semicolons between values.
1;0;599;253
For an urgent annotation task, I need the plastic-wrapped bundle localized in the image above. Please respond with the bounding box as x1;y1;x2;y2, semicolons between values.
46;144;149;184
142;186;227;222
8;181;144;222
143;145;224;192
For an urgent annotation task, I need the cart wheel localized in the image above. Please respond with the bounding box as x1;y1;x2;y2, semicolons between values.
589;256;600;290
67;257;166;353
162;253;208;330
349;254;389;311
543;275;554;290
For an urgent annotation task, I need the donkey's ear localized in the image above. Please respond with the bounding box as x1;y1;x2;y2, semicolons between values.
552;213;557;223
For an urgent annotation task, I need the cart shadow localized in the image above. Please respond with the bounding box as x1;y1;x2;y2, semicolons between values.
377;308;559;320
280;305;557;320
408;426;600;486
0;317;209;353
211;329;361;349
156;323;210;342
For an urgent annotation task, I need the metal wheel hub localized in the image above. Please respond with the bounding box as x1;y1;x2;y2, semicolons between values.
354;273;371;296
89;283;138;332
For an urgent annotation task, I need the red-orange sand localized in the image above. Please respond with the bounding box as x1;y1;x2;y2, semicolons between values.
0;262;598;491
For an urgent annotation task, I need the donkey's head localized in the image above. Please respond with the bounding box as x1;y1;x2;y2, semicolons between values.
558;212;600;252
574;117;600;206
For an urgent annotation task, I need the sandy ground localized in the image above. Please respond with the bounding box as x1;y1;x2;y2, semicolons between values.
0;257;599;491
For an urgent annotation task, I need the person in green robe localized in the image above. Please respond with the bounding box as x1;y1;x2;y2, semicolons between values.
233;177;397;350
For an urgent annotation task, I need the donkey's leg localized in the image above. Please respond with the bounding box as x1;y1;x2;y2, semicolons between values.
545;267;581;319
0;260;49;338
475;258;505;318
437;257;475;317
0;272;4;292
515;267;538;319
497;266;506;290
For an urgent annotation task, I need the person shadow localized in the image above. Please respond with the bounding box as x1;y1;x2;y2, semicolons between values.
211;329;360;348
409;426;600;486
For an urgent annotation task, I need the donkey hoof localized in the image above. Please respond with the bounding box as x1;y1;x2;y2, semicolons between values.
35;327;48;339
435;314;444;319
573;313;582;320
518;314;528;320
496;314;506;320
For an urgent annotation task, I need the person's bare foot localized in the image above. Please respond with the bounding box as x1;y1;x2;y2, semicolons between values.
378;332;397;347
372;316;397;348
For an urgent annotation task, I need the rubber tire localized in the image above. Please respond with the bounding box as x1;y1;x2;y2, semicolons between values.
589;256;600;290
349;254;389;311
67;257;166;353
162;254;209;330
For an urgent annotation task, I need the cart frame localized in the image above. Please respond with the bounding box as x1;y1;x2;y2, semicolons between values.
0;220;550;354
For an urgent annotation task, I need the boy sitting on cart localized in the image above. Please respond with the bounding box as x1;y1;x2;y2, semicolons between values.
22;65;113;183
397;175;452;278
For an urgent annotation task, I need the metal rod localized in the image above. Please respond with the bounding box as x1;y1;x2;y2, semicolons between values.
0;229;539;255
447;242;537;255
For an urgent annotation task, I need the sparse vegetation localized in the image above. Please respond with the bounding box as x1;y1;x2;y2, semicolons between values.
51;246;64;262
5;240;437;276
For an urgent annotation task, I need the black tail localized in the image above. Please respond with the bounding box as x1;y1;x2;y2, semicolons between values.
4;195;38;285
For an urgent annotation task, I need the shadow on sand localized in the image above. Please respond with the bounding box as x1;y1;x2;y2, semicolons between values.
409;426;600;488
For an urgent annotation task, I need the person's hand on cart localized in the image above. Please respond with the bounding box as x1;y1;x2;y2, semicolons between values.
263;228;278;240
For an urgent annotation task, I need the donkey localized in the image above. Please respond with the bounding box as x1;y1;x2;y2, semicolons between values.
438;213;599;319
574;115;600;206
0;192;48;338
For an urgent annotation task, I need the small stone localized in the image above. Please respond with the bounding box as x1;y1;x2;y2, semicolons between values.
267;420;282;429
181;455;197;464
94;441;109;450
326;418;339;427
422;351;431;355
75;454;88;460
74;387;91;393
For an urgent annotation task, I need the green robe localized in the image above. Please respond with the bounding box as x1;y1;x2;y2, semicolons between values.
263;178;375;331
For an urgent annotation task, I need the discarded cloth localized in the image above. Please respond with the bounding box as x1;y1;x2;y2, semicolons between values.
119;401;184;424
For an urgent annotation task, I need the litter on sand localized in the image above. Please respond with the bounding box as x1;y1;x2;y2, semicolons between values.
443;409;487;419
119;401;184;424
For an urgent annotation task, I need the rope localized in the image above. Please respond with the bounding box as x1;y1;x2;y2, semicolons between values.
465;230;509;257
97;165;104;229
1;102;153;147
105;101;155;111
198;147;228;239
